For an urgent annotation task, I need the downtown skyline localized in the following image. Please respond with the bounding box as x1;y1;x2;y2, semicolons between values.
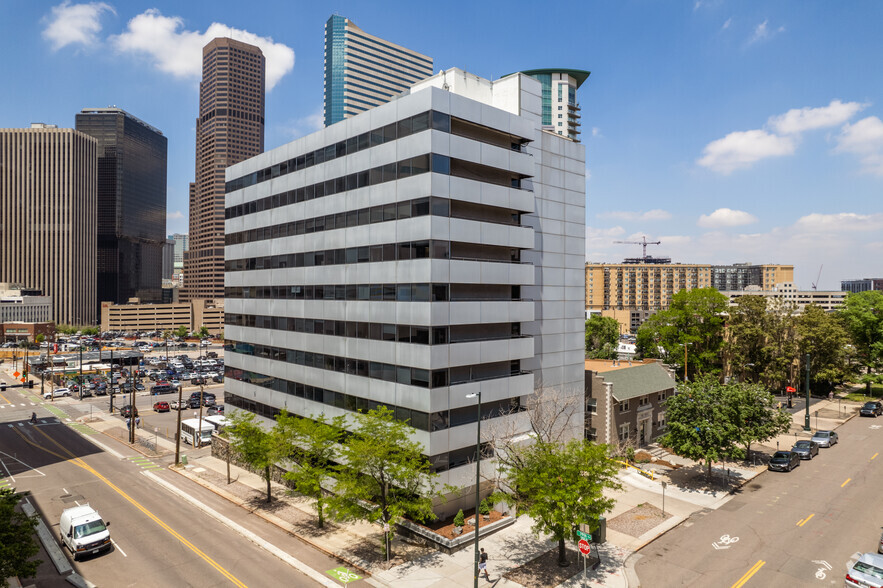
1;1;881;289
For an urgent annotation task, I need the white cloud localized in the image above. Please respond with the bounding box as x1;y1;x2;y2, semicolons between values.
768;100;867;135
111;9;294;90
599;209;672;222
835;116;883;175
167;210;184;220
42;1;115;50
721;18;732;30
748;19;785;45
697;208;758;228
280;108;324;139
591;127;603;138
697;129;795;174
794;212;883;233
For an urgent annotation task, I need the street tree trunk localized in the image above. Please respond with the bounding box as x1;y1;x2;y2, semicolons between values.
557;535;570;567
265;465;272;503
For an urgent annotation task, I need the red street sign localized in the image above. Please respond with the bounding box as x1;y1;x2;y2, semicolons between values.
578;539;591;556
786;386;796;393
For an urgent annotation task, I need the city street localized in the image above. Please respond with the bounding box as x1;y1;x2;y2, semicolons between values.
0;372;365;587
633;412;883;586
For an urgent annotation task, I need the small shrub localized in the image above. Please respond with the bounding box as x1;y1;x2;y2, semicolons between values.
479;499;491;516
453;509;465;527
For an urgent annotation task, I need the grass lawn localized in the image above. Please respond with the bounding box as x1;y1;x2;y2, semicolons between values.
843;383;883;403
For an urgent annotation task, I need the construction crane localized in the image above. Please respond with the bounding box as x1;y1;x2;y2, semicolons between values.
812;265;823;291
614;236;661;260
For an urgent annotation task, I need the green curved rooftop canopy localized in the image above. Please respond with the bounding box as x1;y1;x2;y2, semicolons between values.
514;68;591;88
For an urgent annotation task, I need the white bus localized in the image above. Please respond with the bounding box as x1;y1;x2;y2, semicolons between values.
203;415;228;432
180;418;214;447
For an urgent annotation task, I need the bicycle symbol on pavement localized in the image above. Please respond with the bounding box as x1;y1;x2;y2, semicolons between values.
811;560;832;580
325;566;362;584
712;534;739;550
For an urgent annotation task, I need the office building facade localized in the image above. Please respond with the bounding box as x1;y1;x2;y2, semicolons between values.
184;38;265;300
324;15;433;127
841;278;883;294
76;108;168;307
224;69;586;514
0;284;52;323
521;69;589;141
0;125;97;325
721;283;846;313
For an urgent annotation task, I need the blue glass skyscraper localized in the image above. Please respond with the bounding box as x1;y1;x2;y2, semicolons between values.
324;15;433;127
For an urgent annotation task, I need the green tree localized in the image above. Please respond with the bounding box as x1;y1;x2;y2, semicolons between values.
327;406;438;558
500;440;620;567
34;334;45;344
723;296;799;390
636;288;729;380
225;411;283;502
585;315;620;359
796;304;853;393
198;325;210;339
727;382;792;462
174;325;189;339
0;489;40;587
276;411;345;528
839;291;883;394
658;376;742;479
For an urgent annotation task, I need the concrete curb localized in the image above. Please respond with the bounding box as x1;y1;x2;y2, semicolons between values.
20;499;71;576
169;464;374;577
623;552;643;588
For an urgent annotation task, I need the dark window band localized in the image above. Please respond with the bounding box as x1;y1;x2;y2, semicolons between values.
224;283;520;302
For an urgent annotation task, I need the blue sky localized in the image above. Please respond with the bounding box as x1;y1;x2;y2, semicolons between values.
2;1;881;290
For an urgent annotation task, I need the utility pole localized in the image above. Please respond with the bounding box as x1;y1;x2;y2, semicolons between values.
197;346;205;449
109;349;114;414
129;369;136;443
78;347;83;401
803;353;811;432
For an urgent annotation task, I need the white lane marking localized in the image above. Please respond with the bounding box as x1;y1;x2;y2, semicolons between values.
0;456;15;482
712;534;739;550
144;471;342;588
74;500;80;506
63;488;68;494
111;538;127;557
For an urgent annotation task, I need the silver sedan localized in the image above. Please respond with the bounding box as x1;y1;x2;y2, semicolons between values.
810;430;839;447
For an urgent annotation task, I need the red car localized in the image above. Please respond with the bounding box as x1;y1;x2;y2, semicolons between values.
153;401;170;413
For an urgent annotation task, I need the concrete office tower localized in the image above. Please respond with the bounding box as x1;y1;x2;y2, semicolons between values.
0;124;97;325
184;38;265;300
170;232;188;282
76;108;168;306
224;68;586;514
324;15;433;127
521;69;590;141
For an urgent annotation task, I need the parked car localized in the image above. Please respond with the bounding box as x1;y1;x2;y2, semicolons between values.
207;405;225;416
212;374;224;383
879;530;883;555
790;440;819;460
860;401;883;417
170;399;188;410
811;430;839;448
153;401;170;413
768;450;801;472
191;376;206;385
43;388;71;399
846;553;883;588
119;405;139;418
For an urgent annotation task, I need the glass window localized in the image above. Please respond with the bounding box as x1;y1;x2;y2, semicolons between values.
411;154;430;175
431;111;451;133
411;111;430;134
397;201;411;220
412;198;430;217
397;117;412;138
431;154;450;175
397;284;412;301
370;206;383;223
431;197;449;217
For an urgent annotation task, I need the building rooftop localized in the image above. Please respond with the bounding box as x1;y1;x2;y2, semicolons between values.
518;68;592;88
587;360;676;401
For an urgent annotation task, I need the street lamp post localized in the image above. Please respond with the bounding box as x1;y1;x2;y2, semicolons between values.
804;353;811;432
466;391;482;588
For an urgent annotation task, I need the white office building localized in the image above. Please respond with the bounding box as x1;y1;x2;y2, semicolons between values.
223;68;586;514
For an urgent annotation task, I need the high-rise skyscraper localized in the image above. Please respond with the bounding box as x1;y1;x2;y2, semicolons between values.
184;37;265;300
324;15;433;127
521;69;589;141
0;124;97;325
76;108;168;306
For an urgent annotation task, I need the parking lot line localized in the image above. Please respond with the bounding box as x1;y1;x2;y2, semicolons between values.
796;513;814;527
872;452;879;460
841;478;851;488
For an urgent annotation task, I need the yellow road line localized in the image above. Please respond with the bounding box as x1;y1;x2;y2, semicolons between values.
731;560;766;588
841;478;851;488
872;452;879;460
0;391;9;404
14;427;248;588
797;513;815;527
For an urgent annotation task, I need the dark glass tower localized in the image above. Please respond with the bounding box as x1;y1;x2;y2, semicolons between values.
76;108;167;306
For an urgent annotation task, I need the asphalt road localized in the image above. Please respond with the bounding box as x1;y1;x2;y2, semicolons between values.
0;374;371;587
634;413;883;587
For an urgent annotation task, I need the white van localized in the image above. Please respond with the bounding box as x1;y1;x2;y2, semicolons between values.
59;505;111;560
203;415;228;432
180;418;214;446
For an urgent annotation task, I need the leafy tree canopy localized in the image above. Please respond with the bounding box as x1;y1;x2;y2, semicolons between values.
225;410;283;502
796;304;853;393
723;296;798;391
636;288;729;380
585;315;621;359
0;489;40;587
839;291;883;392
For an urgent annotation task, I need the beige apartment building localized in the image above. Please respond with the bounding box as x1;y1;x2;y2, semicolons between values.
0;125;97;325
183;38;265;300
721;283;846;313
100;298;224;335
586;262;794;332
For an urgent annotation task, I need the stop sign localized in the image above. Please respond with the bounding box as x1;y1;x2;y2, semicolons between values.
578;539;591;555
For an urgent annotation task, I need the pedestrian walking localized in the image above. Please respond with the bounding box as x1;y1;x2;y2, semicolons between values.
479;547;490;580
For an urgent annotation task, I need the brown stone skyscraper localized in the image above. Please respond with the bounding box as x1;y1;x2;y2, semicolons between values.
183;37;265;300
